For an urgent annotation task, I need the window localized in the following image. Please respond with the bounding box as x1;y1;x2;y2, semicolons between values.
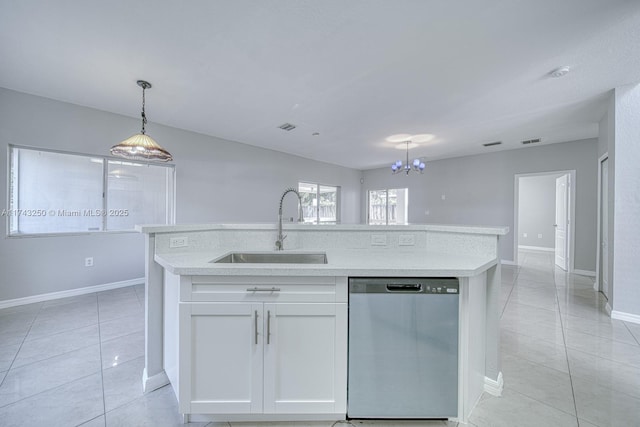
7;146;175;236
368;188;408;225
298;182;340;224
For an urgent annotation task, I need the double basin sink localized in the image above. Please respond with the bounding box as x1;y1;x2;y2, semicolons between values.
211;252;328;264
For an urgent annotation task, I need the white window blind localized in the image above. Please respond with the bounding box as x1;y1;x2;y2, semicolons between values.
7;146;175;236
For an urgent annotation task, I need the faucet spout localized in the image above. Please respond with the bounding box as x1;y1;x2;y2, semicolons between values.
276;187;304;251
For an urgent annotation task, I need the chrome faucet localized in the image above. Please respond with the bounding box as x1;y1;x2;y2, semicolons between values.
276;187;304;250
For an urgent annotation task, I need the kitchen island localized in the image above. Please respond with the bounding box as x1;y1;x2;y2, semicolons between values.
138;223;508;424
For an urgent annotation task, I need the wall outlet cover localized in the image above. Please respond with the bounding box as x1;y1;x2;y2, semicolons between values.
399;234;416;246
170;236;189;248
371;234;387;246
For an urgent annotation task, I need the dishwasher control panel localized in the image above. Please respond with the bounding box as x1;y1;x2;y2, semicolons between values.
349;277;459;294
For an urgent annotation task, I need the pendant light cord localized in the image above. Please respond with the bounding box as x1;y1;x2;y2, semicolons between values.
405;141;410;174
141;85;147;135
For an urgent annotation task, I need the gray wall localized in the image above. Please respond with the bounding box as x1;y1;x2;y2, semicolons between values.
362;139;598;270
611;83;640;317
518;174;559;249
0;88;361;301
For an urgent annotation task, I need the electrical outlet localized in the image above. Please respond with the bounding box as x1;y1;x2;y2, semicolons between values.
441;194;446;200
399;234;416;246
170;236;189;248
523;233;528;238
85;257;94;267
424;210;430;216
538;234;543;239
371;234;387;246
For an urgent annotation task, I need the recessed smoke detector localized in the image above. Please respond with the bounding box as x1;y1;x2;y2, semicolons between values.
278;123;297;131
482;141;502;147
549;66;570;78
521;138;542;145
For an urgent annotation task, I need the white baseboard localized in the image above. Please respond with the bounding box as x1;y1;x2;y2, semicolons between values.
484;372;504;396
501;259;516;266
573;269;596;277
611;310;640;325
518;245;555;252
142;368;170;393
0;278;144;310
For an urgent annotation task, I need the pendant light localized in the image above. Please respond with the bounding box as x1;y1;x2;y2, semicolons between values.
111;80;173;162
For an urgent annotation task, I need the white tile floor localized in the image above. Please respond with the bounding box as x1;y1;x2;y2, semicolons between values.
0;250;638;426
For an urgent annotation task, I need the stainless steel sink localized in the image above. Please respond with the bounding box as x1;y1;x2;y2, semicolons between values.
211;252;328;264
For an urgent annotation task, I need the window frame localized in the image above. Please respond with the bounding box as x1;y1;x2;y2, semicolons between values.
6;144;176;238
367;187;409;225
298;181;341;225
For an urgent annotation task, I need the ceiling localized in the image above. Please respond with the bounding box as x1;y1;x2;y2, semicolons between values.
2;0;640;170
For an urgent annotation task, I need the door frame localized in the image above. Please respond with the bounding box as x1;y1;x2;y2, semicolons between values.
595;153;609;295
513;170;576;270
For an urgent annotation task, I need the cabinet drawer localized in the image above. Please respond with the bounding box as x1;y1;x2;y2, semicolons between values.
183;276;345;303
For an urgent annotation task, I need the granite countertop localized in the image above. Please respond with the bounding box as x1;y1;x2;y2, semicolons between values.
155;248;498;277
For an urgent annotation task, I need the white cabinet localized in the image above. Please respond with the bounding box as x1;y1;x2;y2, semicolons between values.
173;276;347;420
263;303;346;414
179;302;263;414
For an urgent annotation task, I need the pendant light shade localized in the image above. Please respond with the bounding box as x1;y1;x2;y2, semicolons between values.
111;80;173;162
111;133;173;162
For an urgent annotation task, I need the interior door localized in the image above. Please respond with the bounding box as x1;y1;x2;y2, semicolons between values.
555;174;569;271
601;159;610;298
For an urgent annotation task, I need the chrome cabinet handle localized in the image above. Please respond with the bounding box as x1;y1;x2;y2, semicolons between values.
246;287;281;292
254;310;258;345
267;310;271;344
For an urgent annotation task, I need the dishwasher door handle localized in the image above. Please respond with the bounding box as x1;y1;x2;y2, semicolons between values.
386;283;422;292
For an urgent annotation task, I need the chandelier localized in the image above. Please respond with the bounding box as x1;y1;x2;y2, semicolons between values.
391;141;425;175
111;80;173;162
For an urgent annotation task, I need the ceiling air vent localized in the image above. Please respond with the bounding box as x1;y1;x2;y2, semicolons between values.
483;141;502;147
521;138;541;145
278;123;297;131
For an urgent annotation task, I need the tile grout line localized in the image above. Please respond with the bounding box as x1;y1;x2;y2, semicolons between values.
2;297;106;374
503;253;589;420
0;371;103;412
551;263;582;427
95;292;108;424
622;321;640;346
499;257;522;319
0;299;107;413
0;301;45;391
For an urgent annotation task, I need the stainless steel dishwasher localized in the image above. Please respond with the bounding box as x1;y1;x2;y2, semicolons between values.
347;277;459;419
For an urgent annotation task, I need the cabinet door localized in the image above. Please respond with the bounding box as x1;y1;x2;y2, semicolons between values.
180;302;263;414
263;303;347;414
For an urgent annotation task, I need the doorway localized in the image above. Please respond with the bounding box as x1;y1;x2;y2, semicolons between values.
514;171;576;270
